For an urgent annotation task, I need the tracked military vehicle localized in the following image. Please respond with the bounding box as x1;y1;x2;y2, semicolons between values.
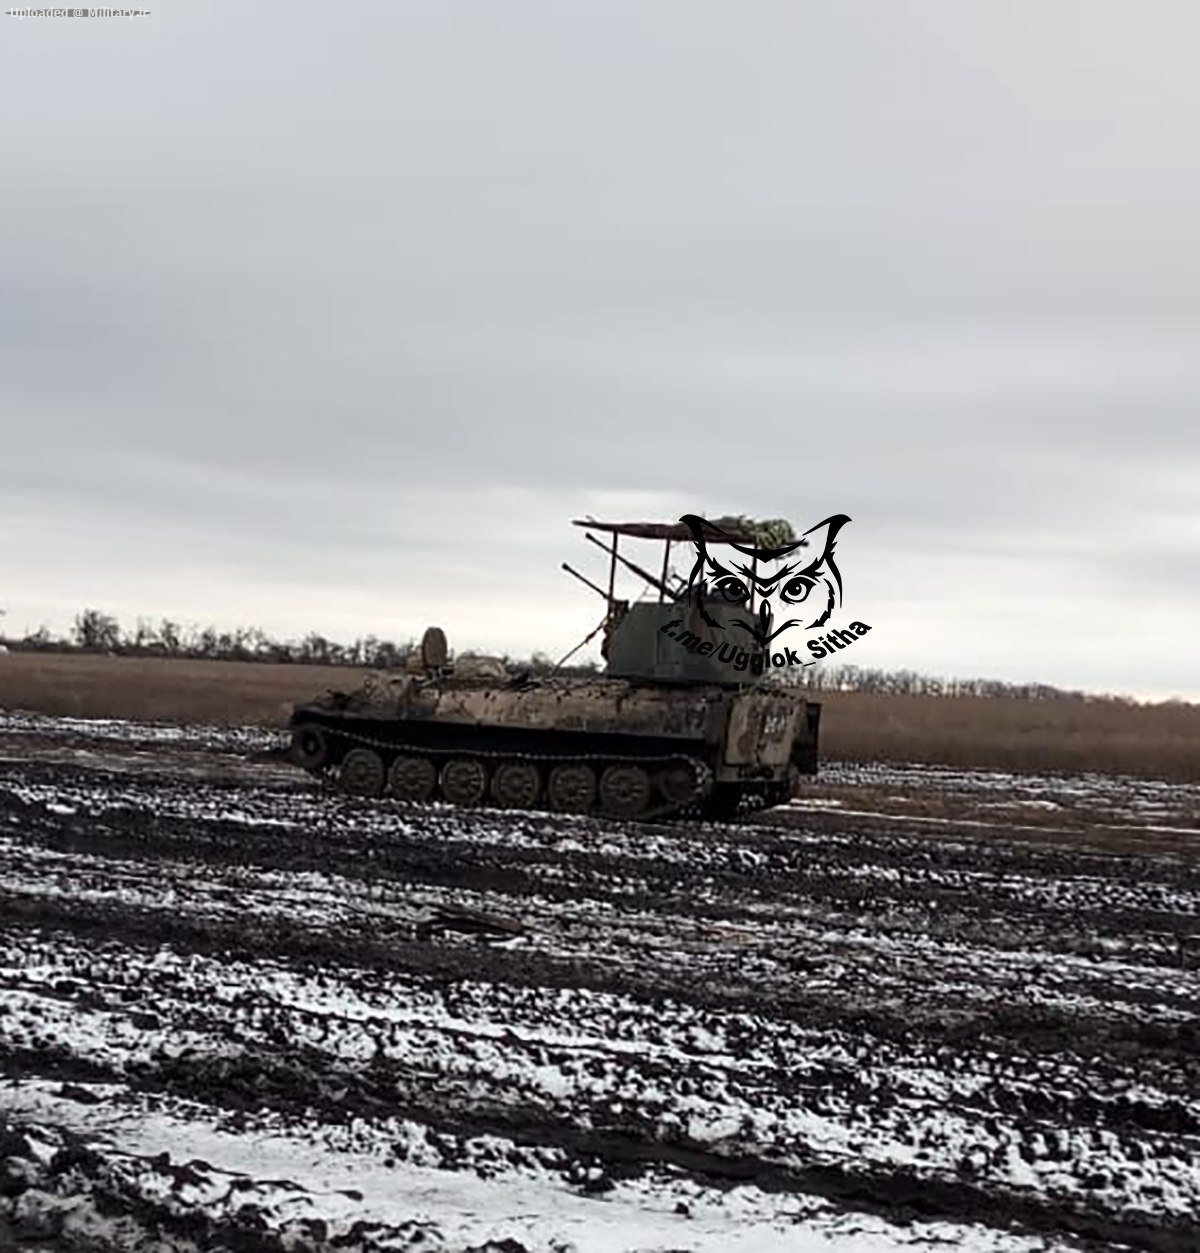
286;519;822;820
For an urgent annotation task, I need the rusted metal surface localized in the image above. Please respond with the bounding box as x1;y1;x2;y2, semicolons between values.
723;693;799;767
328;675;714;739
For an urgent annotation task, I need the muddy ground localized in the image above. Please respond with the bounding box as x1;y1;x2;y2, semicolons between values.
0;713;1197;1252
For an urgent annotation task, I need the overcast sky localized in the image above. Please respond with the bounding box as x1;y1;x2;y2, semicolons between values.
2;1;1198;699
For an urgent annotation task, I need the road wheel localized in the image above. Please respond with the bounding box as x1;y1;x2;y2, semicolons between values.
491;762;541;809
291;724;329;770
547;764;597;813
440;758;488;806
341;748;386;797
599;764;651;819
389;755;437;802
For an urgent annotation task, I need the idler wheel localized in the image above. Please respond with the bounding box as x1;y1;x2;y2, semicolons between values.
547;764;597;813
599;764;651;819
291;723;329;770
340;748;386;797
389;755;437;802
440;758;488;806
491;762;541;809
658;760;701;808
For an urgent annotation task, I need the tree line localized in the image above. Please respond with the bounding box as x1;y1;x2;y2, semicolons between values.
10;608;416;669
784;663;1141;705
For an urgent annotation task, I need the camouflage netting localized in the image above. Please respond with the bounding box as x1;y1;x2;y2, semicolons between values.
706;515;798;549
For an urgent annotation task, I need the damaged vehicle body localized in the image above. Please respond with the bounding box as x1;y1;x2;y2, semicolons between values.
287;518;822;820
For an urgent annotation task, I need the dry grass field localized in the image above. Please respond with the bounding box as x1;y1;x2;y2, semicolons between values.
0;652;352;728
818;689;1200;781
2;650;1198;781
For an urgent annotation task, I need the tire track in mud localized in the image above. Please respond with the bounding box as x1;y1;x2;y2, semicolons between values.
5;763;1198;941
3;923;1197;1251
1;752;1199;1249
4;764;1198;1044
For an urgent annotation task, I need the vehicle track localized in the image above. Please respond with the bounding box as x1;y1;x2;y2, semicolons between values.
1;729;1198;1251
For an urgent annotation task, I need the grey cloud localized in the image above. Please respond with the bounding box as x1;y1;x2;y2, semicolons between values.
2;0;1199;697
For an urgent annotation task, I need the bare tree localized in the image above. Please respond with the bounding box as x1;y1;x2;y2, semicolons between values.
158;619;181;654
73;608;121;651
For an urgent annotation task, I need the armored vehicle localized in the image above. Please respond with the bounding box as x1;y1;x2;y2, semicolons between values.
286;519;822;821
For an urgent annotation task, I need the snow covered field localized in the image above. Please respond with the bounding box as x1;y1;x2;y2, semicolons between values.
0;713;1197;1251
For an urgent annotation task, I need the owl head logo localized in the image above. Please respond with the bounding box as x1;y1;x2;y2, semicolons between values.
680;513;852;648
